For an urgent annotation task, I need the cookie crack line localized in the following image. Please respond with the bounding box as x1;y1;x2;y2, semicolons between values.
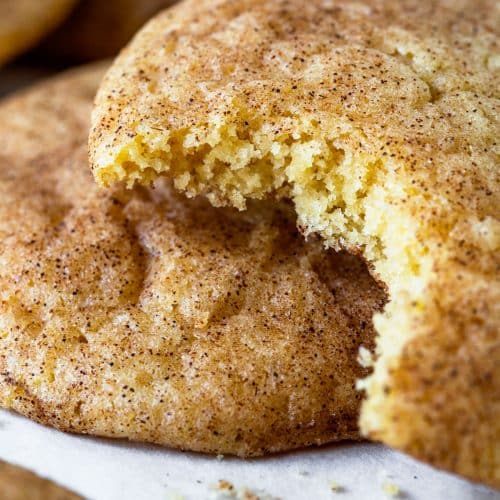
89;0;500;487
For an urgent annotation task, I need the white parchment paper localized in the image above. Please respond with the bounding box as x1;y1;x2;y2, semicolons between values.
0;410;497;500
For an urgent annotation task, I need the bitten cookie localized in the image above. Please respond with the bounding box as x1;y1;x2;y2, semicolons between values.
89;0;500;486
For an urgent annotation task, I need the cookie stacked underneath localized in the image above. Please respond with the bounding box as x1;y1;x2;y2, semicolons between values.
0;64;386;457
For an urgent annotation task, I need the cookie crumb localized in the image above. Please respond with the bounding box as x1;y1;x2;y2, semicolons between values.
166;492;185;500
329;480;344;493
211;481;279;500
357;346;374;368
216;480;235;492
382;482;401;497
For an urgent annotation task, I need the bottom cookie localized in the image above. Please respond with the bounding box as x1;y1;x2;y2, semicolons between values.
0;65;386;456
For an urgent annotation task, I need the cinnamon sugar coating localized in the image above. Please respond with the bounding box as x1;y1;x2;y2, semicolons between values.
89;0;500;486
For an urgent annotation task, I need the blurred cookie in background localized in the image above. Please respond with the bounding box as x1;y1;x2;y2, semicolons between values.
0;64;59;98
0;0;76;66
37;0;177;62
0;459;81;500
